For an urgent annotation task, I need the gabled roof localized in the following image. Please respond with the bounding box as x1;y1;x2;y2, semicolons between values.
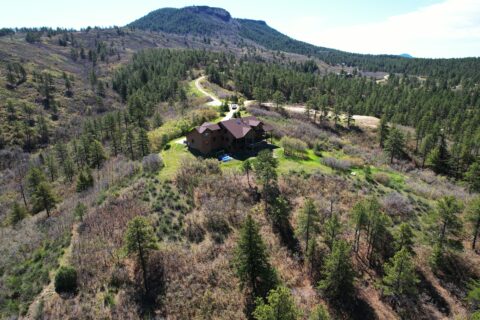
197;122;221;134
241;116;261;127
220;118;252;139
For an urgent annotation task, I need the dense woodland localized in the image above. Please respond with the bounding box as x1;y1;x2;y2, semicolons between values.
0;7;480;320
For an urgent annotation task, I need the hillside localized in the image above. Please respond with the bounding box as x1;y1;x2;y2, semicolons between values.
0;5;479;320
129;6;480;81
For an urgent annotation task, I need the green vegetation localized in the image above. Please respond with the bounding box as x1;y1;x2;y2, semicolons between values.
54;266;77;293
253;286;300;320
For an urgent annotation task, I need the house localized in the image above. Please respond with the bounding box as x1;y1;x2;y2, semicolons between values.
186;116;273;155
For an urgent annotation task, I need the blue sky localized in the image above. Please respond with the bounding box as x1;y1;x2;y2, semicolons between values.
2;0;479;58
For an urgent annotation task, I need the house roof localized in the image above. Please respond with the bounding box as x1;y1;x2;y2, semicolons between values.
220;118;252;139
241;116;261;127
197;122;221;134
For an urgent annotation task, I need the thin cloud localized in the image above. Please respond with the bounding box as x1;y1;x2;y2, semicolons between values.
288;0;480;58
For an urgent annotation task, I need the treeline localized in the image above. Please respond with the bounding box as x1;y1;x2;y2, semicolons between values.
112;49;232;123
238;19;480;83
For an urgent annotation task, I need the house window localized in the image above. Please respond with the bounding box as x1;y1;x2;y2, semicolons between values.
213;137;216;142
191;139;195;144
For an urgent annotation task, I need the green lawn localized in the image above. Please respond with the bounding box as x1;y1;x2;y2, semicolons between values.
158;143;194;180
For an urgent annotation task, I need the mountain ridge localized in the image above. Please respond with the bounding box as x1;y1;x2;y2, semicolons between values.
128;6;480;80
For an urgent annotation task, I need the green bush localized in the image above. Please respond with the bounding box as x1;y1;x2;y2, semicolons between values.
54;266;77;293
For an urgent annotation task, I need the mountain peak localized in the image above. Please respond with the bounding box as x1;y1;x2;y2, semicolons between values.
183;6;232;22
128;6;236;36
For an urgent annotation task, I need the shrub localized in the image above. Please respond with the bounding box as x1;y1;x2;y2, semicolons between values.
142;154;164;173
280;136;307;158
54;266;77;293
373;172;391;186
322;157;351;171
382;192;413;217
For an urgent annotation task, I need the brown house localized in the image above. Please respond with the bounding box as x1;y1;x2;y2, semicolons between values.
186;116;273;155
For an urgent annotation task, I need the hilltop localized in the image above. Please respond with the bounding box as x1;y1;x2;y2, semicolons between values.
129;6;480;80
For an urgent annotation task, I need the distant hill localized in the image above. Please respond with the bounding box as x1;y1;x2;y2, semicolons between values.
399;53;414;58
129;6;480;81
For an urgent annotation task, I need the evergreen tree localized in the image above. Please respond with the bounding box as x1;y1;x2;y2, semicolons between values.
74;202;87;222
467;280;480;319
76;168;94;192
323;213;342;251
234;215;277;299
62;153;75;182
296;198;320;252
124;216;157;294
465;162;480;193
351;200;368;253
242;159;253;188
420;133;436;168
125;127;135;159
272;91;286;110
253;286;300;320
136;128;150;158
31;181;58;217
425;196;463;267
27;166;46;194
44;152;58;182
466;196;480;250
318;240;355;301
384;126;405;163
309;305;331;320
393;223;415;253
89;140;106;169
382;248;419;298
253;150;279;213
378;115;389;148
8;202;28;226
427;133;451;175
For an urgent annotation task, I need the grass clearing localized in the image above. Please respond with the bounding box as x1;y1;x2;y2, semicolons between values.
159;143;194;180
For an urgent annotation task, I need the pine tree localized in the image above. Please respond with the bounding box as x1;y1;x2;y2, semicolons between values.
137;128;150;158
393;223;415;253
384;126;405;163
323;213;342;251
466;196;480;250
31;181;58;217
420;133;436;168
465;162;480;193
76;168;94;192
125;127;135;159
74;202;87;222
44;152;58;182
427;133;451;175
89;139;106;169
382;248;419;298
253;286;300;320
272;91;286;110
27;167;46;194
253;150;279;213
234;215;277;299
124;216;157;294
296;198;320;252
242;159;253;188
318;240;355;301
378;115;389;148
351;200;368;253
425;196;463;267
309;305;331;320
8;202;28;225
